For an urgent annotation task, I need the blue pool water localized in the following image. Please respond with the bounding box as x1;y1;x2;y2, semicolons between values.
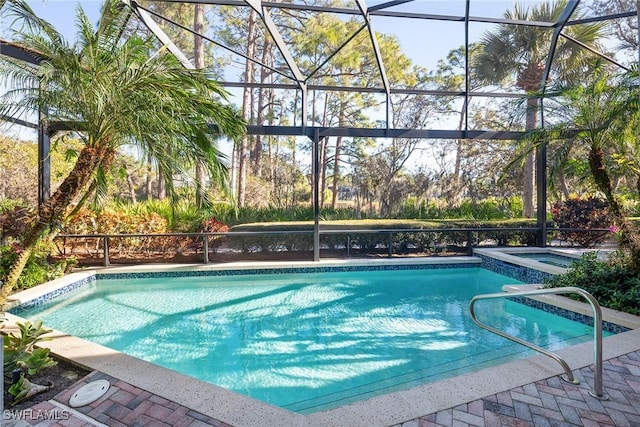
15;267;607;413
515;253;579;268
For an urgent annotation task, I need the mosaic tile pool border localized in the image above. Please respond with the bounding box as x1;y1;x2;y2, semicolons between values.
95;262;482;280
11;275;97;312
476;254;555;283
507;296;631;334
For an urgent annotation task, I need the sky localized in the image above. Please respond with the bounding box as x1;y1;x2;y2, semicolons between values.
10;1;608;70
4;1;536;80
2;1;103;39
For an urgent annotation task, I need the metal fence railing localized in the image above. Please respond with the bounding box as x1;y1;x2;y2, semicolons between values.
52;227;611;267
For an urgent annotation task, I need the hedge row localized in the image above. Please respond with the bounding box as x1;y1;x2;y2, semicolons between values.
226;219;541;253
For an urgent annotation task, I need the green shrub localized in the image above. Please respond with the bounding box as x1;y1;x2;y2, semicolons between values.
64;207;177;255
1;203;77;288
543;251;640;315
228;222;314;252
227;219;538;255
0;241;75;291
396;196;522;220
57;196;535;233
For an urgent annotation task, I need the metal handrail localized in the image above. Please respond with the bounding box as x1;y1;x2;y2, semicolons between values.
469;286;608;400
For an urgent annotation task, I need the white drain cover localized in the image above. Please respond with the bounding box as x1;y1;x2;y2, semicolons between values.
69;379;110;407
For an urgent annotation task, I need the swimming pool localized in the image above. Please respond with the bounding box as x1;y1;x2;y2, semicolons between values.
12;266;612;414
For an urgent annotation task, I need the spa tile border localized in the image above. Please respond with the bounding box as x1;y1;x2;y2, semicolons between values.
476;253;556;283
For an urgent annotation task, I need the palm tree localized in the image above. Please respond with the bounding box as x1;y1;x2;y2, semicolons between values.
0;0;245;294
473;0;605;217
532;68;640;270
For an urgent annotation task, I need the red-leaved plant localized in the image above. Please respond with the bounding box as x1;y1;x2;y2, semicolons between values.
200;218;229;253
551;197;611;247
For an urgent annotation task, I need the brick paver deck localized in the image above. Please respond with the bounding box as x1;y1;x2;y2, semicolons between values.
6;350;640;426
8;371;231;427
395;351;640;427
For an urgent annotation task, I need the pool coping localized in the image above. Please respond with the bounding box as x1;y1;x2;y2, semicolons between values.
5;257;640;427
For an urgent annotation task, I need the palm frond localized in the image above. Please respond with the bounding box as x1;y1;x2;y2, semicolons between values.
2;0;246;209
474;0;606;92
93;165;110;205
3;0;63;47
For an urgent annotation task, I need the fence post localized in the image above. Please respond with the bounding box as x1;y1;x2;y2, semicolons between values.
388;232;393;257
467;230;473;256
203;234;209;264
346;234;351;257
103;236;110;267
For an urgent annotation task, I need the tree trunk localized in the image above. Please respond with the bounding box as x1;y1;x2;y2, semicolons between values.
331;103;346;209
319;94;329;207
238;142;249;206
380;175;395;218
237;8;257;206
522;97;538;218
194;3;206;207
126;171;137;203
251;38;273;176
157;172;166;199
230;142;238;201
517;63;544;218
331;135;343;209
589;147;620;215
559;172;570;200
290;139;296;205
450;94;468;205
145;154;153;200
3;146;109;295
589;147;640;270
2;227;43;300
450;139;462;203
319;137;327;208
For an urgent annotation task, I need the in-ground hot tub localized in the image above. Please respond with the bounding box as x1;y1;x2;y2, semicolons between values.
473;247;593;283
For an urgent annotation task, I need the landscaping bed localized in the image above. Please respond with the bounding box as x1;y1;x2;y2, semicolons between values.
3;356;91;411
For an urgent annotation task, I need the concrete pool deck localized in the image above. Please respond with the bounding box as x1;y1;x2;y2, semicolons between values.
4;259;640;426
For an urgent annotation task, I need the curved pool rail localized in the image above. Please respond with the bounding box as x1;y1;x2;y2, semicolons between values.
469;286;608;400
